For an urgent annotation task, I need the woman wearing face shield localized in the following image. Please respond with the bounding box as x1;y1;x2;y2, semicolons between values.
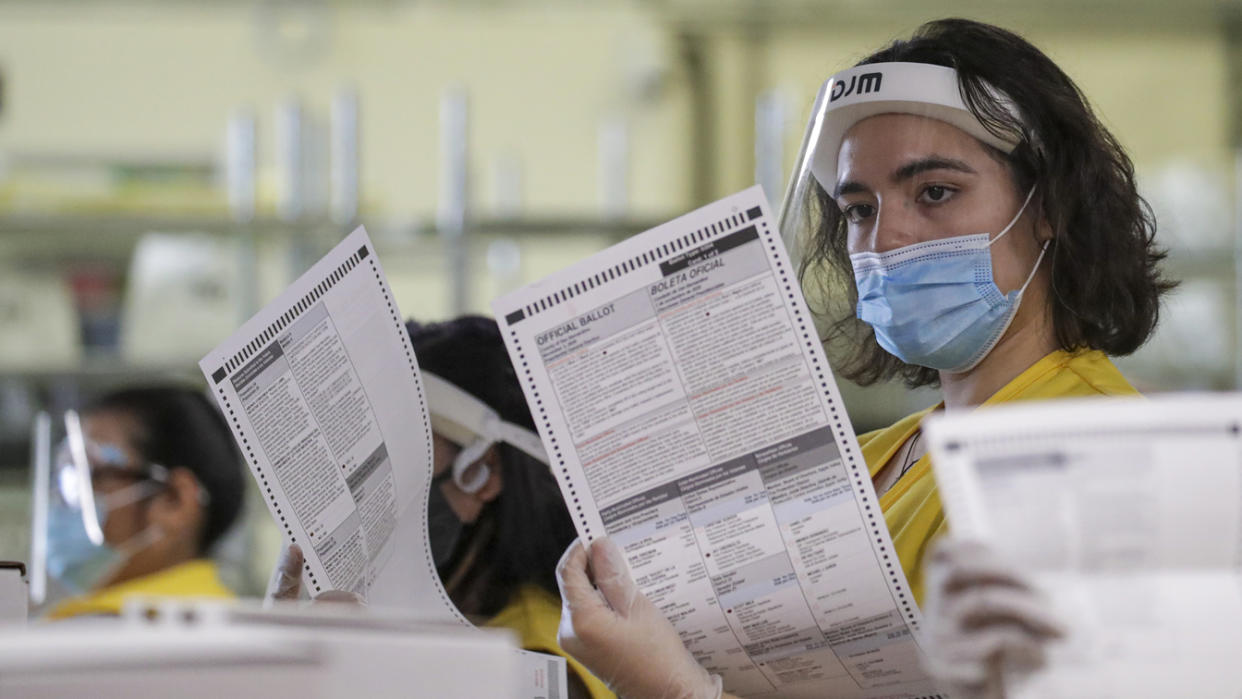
269;315;614;699
554;18;1173;699
41;386;244;620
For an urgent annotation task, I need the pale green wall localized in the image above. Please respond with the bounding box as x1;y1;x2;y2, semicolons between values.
0;5;1228;220
0;3;692;218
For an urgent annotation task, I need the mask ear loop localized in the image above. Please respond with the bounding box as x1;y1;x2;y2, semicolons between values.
985;186;1049;299
450;418;550;494
96;480;163;521
987;186;1038;246
451;437;494;494
1014;240;1051;299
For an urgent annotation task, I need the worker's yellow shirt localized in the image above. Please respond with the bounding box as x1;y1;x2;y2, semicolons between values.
46;559;233;620
487;584;616;699
859;349;1138;606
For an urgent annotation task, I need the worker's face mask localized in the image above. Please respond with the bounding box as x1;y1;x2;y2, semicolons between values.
427;471;464;568
848;188;1047;373
45;498;119;594
43;411;167;594
45;479;163;594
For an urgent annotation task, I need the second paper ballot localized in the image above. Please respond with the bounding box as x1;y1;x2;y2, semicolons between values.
494;187;939;698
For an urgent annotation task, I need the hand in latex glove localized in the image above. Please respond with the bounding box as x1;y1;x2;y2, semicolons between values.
265;543;305;603
264;543;364;606
923;537;1066;699
556;538;723;699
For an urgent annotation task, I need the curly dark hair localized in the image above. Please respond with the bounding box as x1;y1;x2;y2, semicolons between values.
799;18;1176;388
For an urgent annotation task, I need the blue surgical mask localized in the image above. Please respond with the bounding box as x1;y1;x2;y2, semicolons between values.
849;188;1047;373
45;480;162;594
428;473;464;569
46;501;120;594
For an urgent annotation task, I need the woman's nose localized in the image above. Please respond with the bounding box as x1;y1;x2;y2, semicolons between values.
870;203;922;253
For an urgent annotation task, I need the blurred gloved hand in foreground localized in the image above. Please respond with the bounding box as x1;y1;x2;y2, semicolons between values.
264;543;364;606
923;537;1066;699
556;537;725;699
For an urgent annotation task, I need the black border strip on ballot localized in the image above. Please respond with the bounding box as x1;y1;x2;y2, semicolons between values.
210;245;370;384
502;205;762;326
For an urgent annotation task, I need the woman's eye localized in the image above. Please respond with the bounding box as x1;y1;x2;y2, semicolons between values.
919;185;955;204
842;203;875;223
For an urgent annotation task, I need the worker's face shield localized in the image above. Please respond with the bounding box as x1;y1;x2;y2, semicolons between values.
51;411;169;542
421;372;548;494
776;62;1025;271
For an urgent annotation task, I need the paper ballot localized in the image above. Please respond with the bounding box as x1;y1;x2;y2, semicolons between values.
926;394;1242;699
199;227;566;699
493;187;941;698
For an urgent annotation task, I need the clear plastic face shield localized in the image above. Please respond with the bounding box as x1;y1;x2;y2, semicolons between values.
55;410;170;541
422;372;548;494
30;410;171;597
777;63;1041;372
778;62;1024;259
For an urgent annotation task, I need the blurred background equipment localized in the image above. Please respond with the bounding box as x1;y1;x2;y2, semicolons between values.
0;598;519;698
0;0;1239;594
0;562;27;624
119;233;249;364
0;267;80;370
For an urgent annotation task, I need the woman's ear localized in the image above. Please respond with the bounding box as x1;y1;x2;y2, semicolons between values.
147;468;205;552
1033;194;1054;244
1035;216;1054;244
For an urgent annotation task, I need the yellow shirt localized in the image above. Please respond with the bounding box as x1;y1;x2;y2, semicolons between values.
46;559;233;620
487;584;616;699
859;349;1138;606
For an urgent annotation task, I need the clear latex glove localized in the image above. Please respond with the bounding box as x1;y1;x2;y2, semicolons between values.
264;543;364;607
922;537;1066;699
265;543;306;605
556;537;723;699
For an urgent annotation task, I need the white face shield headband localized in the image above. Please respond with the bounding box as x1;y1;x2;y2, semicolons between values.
421;372;548;494
808;62;1024;190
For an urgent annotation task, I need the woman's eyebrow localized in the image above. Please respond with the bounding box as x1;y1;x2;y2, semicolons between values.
834;156;977;198
834;180;868;198
892;156;977;182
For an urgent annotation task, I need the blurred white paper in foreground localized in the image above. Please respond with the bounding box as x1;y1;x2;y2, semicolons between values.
926;394;1242;698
